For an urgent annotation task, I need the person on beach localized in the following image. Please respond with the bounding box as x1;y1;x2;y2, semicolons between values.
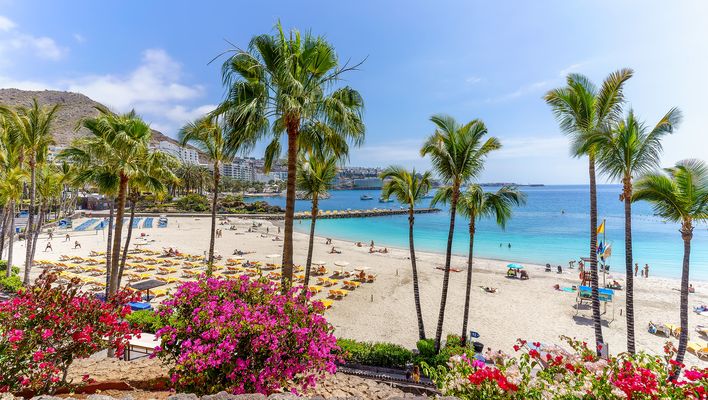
689;284;695;294
44;242;52;252
325;238;332;245
635;263;639;276
356;242;362;247
508;243;511;248
48;231;53;240
74;241;81;249
65;233;70;242
644;264;649;278
370;240;374;247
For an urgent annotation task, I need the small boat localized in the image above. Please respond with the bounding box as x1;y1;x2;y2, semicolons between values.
378;197;394;203
360;195;373;200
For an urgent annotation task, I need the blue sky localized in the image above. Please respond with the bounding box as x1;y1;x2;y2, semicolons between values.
0;0;706;184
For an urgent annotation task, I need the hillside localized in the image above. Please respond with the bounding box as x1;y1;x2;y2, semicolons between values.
0;88;180;147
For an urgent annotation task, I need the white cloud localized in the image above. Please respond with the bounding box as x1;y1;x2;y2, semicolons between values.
0;14;67;60
0;15;15;31
73;33;86;43
465;76;482;85
0;48;213;137
486;62;586;103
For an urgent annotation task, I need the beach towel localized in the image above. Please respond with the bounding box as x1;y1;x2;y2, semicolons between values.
561;287;576;293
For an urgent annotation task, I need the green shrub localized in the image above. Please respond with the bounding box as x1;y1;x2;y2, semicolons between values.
0;262;22;292
125;309;165;333
414;336;474;368
337;338;413;368
174;193;209;212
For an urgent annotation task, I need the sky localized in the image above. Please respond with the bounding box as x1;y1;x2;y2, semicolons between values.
0;0;706;184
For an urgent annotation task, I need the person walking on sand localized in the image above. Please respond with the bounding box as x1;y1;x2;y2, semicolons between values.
634;262;639;277
74;240;81;249
644;264;649;278
44;242;52;252
65;233;70;242
48;231;53;240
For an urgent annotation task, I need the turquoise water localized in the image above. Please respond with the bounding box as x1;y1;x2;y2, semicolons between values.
246;185;708;280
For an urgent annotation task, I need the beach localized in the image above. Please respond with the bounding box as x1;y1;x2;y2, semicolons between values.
16;216;708;367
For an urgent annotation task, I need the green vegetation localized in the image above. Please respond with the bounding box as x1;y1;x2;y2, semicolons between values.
125;309;165;334
174;193;210;212
0;263;22;292
336;338;414;369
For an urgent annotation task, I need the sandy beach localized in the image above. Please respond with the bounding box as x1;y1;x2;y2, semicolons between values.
15;216;708;367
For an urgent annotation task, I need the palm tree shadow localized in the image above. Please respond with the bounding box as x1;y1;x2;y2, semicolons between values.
572;314;611;328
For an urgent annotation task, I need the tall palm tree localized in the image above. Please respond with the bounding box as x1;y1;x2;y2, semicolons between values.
633;160;708;369
180;115;249;274
380;167;432;341
592;108;682;353
60;106;154;296
544;69;633;354
420;114;501;352
29;164;63;267
0;100;59;285
297;152;339;288
0;167;26;277
217;22;365;289
434;184;526;345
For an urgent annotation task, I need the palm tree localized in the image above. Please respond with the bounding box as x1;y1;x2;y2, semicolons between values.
435;184;525;345
217;22;365;289
544;69;633;354
633;160;708;370
0;99;59;285
0;167;26;277
29;164;62;268
60;106;154;296
420;114;501;352
117;152;177;286
180;116;249;274
380;167;432;340
297;152;339;288
592;108;682;353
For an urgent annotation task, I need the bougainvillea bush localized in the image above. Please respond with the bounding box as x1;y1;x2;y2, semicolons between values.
423;337;707;399
153;276;339;395
0;272;137;394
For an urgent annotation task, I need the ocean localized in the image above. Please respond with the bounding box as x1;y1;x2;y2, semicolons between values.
245;185;708;281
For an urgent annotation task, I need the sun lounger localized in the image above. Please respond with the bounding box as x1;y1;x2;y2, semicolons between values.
307;285;323;294
328;289;350;299
125;332;158;361
697;325;708;337
343;280;361;290
665;323;681;338
318;299;333;309
365;274;377;283
687;339;708;360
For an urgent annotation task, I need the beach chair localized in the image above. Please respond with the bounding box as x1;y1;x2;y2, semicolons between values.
687;339;708;360
650;322;672;337
665;323;681;338
318;299;333;309
307;285;323;294
365;274;377;283
294;274;305;283
267;271;282;280
697;325;708;338
343;280;361;290
328;289;349;299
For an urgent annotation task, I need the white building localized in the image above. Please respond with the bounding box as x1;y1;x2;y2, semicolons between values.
221;157;255;181
255;170;288;183
156;141;200;165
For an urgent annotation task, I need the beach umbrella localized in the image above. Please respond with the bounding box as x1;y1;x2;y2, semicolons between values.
313;260;327;266
266;254;281;259
507;263;524;270
334;261;350;267
354;266;371;271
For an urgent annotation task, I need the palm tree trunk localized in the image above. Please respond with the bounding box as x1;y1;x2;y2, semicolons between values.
461;219;475;346
623;179;635;354
281;121;299;291
409;208;426;340
7;201;16;278
29;205;45;269
0;206;8;261
675;225;692;369
117;199;136;288
304;196;319;288
207;165;220;275
23;157;36;285
108;176;128;296
435;184;459;352
104;199;114;295
588;154;604;355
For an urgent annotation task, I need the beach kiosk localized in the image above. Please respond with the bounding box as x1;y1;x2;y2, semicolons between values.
575;285;615;324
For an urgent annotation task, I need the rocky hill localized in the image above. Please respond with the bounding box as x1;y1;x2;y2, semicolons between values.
0;88;180;147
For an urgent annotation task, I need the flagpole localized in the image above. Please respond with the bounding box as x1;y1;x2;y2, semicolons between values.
602;218;607;287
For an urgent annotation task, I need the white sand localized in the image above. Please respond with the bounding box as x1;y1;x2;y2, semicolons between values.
15;216;708;366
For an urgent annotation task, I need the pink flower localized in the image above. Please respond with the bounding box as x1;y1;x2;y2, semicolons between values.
7;329;24;343
41;329;54;339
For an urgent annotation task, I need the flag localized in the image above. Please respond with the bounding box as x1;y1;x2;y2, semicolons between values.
603;244;612;259
597;241;605;255
597;221;605;235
